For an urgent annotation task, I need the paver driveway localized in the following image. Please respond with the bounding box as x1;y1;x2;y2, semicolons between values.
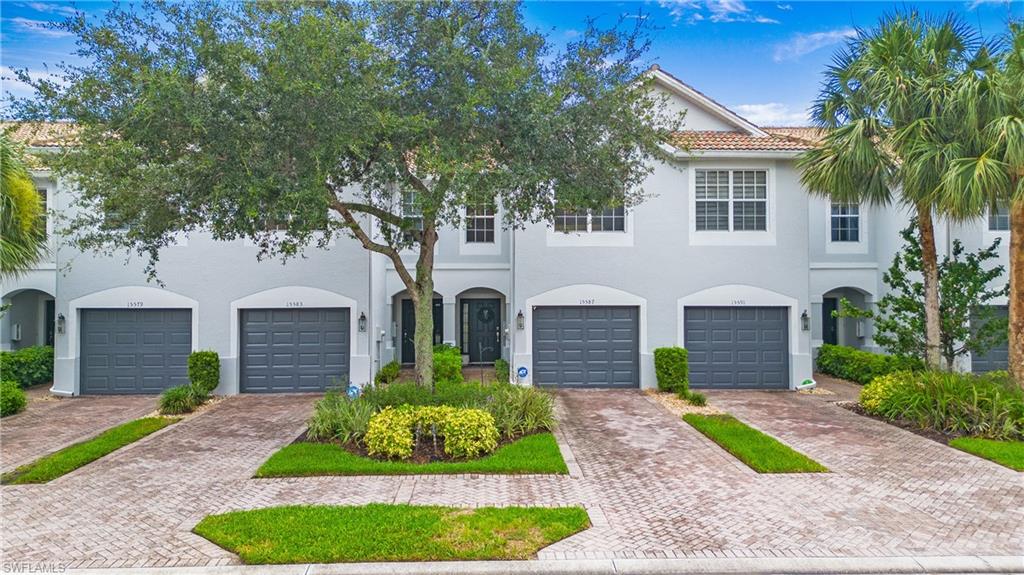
0;388;1022;570
0;389;156;473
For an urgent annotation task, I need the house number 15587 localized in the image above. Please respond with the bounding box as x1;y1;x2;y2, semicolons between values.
579;298;596;305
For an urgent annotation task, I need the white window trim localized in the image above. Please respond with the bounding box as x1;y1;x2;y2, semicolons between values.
545;209;634;247
985;206;1011;245
825;201;868;254
688;164;776;246
459;202;502;255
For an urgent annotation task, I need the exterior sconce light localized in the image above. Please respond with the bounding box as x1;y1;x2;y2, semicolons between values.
56;313;66;335
800;310;810;331
358;312;367;333
516;310;525;330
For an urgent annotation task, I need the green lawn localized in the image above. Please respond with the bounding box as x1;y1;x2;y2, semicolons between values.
949;437;1024;471
194;504;590;564
1;417;178;484
256;432;567;477
683;413;828;473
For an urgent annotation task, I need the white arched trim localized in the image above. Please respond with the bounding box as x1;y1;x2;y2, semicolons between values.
677;284;801;383
65;286;200;395
523;284;648;353
228;286;359;393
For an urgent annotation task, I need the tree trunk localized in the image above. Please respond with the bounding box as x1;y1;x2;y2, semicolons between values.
917;206;943;370
412;225;439;390
1008;199;1024;387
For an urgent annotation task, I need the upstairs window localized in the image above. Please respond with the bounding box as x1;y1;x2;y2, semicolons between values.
989;203;1010;231
695;169;767;232
402;190;424;231
553;206;625;233
830;202;860;242
465;200;496;243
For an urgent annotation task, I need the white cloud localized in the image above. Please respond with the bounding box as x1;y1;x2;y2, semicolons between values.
967;0;1010;9
22;2;79;17
1;66;63;100
777;3;793;10
564;29;580;39
772;27;856;62
732;103;810;126
4;17;73;37
658;0;777;25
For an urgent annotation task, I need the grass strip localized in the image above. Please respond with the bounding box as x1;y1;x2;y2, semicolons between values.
194;504;590;564
949;437;1024;471
256;432;567;477
2;416;178;484
683;413;828;473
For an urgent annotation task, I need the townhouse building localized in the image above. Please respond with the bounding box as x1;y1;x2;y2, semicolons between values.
0;68;1010;395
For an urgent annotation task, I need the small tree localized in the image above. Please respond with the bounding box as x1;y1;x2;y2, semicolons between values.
837;221;1008;369
1;132;47;280
14;2;683;389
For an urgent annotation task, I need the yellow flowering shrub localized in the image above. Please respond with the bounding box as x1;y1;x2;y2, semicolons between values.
363;405;499;460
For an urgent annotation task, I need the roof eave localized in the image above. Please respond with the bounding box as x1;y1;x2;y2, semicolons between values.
648;67;769;138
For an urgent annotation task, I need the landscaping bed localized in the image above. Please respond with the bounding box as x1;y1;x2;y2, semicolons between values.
193;504;590;564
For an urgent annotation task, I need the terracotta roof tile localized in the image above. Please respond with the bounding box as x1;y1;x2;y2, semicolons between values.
671;130;816;152
1;121;79;147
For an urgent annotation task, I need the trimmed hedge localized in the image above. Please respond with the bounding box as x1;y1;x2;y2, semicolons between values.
433;344;464;384
374;361;401;387
1;380;28;417
0;346;54;388
654;347;689;394
816;344;922;385
188;350;220;395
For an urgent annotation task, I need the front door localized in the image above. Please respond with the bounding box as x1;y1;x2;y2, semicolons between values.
464;299;500;364
44;300;55;346
401;298;443;364
823;297;838;345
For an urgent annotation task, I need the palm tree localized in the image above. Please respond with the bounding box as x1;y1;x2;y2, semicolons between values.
931;22;1024;384
1;132;48;279
798;13;985;370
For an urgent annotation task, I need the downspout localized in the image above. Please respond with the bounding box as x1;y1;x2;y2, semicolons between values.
508;215;516;384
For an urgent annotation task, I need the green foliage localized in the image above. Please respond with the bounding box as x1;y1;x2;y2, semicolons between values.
1;132;48;279
859;372;912;415
433;344;464;384
949;437;1024;471
2;417;178;484
654;347;689;394
494;358;510;383
193;504;590;564
487;384;555;439
0;346;54;388
306;391;376;444
816;344;923;385
836;222;1008;367
373;361;401;387
682;391;707;407
257;433;567;477
861;370;1024;440
188;351;220;395
159;385;203;415
432;407;499;459
0;380;27;417
365;407;416;459
364;405;499;460
682;414;828;473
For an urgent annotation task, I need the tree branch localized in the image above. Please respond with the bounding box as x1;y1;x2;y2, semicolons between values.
329;199;417;289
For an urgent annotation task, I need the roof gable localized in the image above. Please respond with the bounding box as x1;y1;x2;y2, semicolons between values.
648;66;767;137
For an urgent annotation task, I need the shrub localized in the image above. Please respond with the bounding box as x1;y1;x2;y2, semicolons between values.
683;391;707;407
439;408;499;459
307;391;376;443
0;346;54;388
188;351;220;395
487;384;555;439
361;381;437;408
433;344;464;384
374;361;401;387
859;372;914;415
365;406;416;459
364;405;499;460
159;385;202;415
654;347;689;394
816;344;923;385
494;358;510;383
1;380;27;417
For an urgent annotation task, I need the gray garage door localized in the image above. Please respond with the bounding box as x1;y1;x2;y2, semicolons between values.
533;306;639;388
81;309;192;394
685;307;789;389
972;305;1009;373
240;308;349;393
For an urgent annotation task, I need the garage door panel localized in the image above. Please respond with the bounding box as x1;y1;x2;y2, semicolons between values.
241;308;349;393
533;306;638;388
81;308;191;395
685;306;789;390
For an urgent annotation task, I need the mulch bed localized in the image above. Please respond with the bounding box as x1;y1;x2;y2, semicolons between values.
291;430;524;464
834;401;963;445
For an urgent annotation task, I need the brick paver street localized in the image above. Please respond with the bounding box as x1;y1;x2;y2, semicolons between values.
0;390;156;473
1;386;1022;570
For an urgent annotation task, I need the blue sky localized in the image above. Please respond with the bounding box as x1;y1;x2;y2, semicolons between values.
2;0;1021;125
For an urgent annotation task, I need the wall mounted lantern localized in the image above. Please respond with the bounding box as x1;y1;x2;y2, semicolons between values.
358;312;367;333
56;313;66;335
516;310;525;330
800;310;810;331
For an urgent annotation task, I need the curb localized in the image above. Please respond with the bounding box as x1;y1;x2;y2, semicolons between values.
66;555;1024;575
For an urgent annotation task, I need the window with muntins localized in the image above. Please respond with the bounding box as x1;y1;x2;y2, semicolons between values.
402;190;424;230
830;202;860;242
695;169;767;232
465;200;496;243
553;206;625;233
989;204;1010;231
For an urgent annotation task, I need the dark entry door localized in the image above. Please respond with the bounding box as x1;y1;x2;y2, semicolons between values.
823;298;838;345
44;300;55;346
401;298;443;363
464;299;500;363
